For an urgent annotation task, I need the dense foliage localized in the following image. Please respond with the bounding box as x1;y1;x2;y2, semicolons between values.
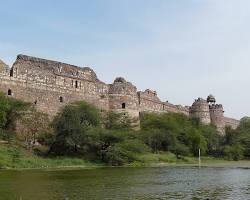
32;102;250;164
0;93;31;142
1;95;250;166
140;113;220;157
221;117;250;160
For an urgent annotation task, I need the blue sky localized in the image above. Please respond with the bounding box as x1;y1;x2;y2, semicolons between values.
0;0;249;119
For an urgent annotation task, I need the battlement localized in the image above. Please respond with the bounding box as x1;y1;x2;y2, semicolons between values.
138;89;161;102
194;97;207;103
209;104;223;109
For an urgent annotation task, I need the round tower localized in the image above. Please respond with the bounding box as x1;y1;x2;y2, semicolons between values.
108;77;139;119
209;104;225;135
189;98;211;124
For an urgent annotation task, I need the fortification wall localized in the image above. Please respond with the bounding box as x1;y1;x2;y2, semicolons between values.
224;117;240;129
0;75;109;115
108;77;139;118
0;55;110;116
162;103;189;115
0;54;241;132
209;104;225;135
189;98;211;124
138;89;163;112
138;89;189;116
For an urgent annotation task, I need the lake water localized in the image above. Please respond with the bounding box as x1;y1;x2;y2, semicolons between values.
0;166;250;200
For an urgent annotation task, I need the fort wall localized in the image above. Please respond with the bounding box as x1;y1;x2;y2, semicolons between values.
0;55;109;115
209;104;225;135
138;89;189;115
224;117;240;129
189;98;211;124
0;54;240;133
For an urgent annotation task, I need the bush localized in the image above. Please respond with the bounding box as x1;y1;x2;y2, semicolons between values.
104;139;149;165
50;101;101;155
223;145;244;161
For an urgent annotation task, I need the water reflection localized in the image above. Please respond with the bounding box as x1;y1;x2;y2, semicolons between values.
0;167;250;200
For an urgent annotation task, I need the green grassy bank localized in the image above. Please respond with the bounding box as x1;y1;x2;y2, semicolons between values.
1;144;249;170
0;144;102;169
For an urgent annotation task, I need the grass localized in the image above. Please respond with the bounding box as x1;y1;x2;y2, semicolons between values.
1;144;249;169
0;144;102;169
127;152;250;168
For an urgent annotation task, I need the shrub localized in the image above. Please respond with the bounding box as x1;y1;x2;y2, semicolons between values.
50;101;101;155
104;139;148;165
223;145;244;161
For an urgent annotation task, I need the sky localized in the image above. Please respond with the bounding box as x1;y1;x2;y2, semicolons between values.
0;0;249;119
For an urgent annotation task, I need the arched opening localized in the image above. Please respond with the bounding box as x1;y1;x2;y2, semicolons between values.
122;103;126;109
7;89;12;96
59;96;63;103
75;80;78;88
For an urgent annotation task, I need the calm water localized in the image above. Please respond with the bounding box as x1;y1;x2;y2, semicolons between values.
0;167;250;200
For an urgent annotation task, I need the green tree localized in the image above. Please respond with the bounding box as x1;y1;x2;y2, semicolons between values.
50;101;101;155
223;145;244;160
103;111;137;130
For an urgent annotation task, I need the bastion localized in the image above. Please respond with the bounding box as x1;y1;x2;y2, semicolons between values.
0;55;240;134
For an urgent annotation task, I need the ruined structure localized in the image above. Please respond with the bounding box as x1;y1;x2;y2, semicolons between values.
0;55;240;134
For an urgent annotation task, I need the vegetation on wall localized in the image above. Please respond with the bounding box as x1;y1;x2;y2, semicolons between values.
0;94;250;168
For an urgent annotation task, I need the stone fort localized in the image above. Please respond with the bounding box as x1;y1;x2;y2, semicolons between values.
0;54;240;134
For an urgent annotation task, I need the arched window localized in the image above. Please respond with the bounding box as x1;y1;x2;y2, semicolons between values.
122;103;126;109
7;89;12;96
59;96;63;103
75;81;78;88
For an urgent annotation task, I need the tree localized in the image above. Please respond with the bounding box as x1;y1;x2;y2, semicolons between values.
50;101;101;155
103;111;136;130
199;125;222;156
223;145;244;161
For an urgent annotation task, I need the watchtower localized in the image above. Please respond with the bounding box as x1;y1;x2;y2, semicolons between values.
189;98;211;124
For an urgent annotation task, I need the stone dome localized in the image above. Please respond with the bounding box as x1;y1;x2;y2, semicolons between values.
207;94;216;103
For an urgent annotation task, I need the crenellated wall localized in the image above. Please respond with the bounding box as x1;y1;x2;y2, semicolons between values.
138;89;189;115
0;54;240;133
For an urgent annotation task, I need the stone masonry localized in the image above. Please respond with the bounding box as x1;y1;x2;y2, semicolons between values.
0;55;240;134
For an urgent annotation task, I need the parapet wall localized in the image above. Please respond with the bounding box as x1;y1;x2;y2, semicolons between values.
138;89;189;115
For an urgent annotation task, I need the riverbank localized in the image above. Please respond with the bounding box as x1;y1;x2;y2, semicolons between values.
0;144;103;169
1;144;250;170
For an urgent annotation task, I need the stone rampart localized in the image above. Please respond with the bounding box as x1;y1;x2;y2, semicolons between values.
0;54;240;132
